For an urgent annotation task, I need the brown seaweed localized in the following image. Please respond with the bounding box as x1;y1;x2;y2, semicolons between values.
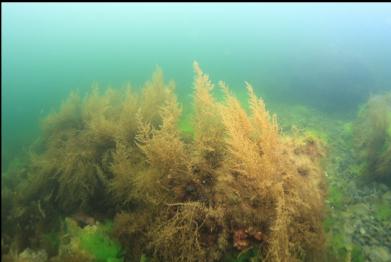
2;63;327;261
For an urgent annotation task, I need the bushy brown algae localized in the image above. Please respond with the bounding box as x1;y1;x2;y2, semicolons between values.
2;62;327;261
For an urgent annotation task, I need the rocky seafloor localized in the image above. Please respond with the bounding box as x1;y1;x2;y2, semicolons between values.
328;180;391;262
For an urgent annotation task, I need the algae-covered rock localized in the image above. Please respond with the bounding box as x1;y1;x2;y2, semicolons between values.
57;218;123;262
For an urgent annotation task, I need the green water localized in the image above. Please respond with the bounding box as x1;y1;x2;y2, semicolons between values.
3;3;391;168
2;3;391;262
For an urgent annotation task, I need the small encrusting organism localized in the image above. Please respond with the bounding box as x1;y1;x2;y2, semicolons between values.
353;92;391;184
1;62;327;261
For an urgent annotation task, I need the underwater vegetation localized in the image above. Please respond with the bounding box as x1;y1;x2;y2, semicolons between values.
353;92;391;184
55;218;122;262
2;62;327;261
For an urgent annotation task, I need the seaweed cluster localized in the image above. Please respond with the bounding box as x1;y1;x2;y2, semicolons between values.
353;92;391;184
2;63;327;261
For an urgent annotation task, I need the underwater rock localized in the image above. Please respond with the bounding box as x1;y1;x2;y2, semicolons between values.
336;179;391;262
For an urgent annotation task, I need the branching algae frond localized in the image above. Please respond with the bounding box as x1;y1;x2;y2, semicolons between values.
2;63;327;262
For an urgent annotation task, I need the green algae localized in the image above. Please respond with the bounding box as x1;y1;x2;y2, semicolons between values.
64;218;123;262
78;225;122;262
328;185;346;209
374;201;391;221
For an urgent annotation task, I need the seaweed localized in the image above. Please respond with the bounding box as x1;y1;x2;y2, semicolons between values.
215;80;326;261
353;92;391;183
78;222;122;261
147;202;226;262
112;211;153;261
192;62;226;170
54;218;123;262
1;63;327;261
136;92;188;177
